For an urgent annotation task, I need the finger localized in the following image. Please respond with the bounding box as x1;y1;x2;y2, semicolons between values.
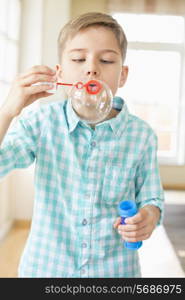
26;83;56;95
113;217;121;228
35;91;54;98
118;221;146;232
19;74;57;87
121;232;150;242
20;65;56;79
119;226;148;238
125;211;145;225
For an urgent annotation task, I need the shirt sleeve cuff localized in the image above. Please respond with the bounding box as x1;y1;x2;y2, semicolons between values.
137;198;164;226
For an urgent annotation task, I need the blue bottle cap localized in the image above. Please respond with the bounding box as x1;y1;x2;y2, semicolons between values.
118;200;138;217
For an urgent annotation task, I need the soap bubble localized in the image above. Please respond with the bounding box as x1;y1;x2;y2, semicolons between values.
68;79;113;124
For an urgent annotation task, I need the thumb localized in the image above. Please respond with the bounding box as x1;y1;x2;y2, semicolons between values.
113;217;121;229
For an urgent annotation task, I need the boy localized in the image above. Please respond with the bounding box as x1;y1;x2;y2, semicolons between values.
0;12;164;277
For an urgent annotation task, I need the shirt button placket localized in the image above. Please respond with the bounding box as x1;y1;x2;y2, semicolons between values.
81;241;88;277
82;219;87;226
80;216;89;277
82;242;87;248
90;141;96;148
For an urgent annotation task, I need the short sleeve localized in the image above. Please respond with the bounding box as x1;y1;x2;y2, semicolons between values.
0;109;41;179
135;131;164;225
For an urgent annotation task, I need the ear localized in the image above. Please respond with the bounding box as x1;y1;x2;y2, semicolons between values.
56;64;62;81
119;66;129;88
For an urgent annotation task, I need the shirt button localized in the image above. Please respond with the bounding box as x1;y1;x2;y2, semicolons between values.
82;219;87;225
85;193;90;198
82;242;87;248
90;141;96;147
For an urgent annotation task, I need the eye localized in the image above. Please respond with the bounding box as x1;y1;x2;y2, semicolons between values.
72;59;85;62
100;59;114;64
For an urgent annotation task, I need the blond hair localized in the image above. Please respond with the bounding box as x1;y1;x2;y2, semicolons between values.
57;12;127;63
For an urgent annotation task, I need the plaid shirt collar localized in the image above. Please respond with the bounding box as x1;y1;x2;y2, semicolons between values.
66;96;129;138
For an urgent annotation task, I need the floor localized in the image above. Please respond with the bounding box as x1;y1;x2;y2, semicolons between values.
139;189;185;277
0;190;184;278
163;190;185;273
0;224;29;277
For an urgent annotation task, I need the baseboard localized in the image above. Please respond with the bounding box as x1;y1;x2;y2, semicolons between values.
14;219;31;229
163;184;185;191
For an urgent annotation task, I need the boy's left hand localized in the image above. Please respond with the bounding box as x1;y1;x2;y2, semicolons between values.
113;205;160;242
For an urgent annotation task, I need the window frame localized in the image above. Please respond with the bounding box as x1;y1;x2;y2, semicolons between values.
0;0;21;105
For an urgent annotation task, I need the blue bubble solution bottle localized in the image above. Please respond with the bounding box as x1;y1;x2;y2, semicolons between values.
118;200;143;250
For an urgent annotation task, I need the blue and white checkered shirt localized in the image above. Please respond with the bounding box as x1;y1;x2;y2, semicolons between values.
0;97;164;277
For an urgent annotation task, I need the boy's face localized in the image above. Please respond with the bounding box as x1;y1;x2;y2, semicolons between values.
56;26;128;96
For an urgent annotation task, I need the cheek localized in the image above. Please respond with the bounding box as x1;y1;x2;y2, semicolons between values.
108;75;121;95
59;63;79;82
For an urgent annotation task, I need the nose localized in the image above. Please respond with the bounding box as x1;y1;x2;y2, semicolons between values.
87;70;98;76
85;60;100;78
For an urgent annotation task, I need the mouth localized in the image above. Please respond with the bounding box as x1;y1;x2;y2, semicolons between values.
85;80;102;95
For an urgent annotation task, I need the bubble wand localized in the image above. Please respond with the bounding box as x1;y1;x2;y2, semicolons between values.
50;79;102;95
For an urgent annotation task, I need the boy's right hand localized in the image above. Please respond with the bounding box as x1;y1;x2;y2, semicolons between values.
1;65;57;118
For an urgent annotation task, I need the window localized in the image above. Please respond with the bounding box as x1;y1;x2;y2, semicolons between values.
0;0;21;105
114;13;185;164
